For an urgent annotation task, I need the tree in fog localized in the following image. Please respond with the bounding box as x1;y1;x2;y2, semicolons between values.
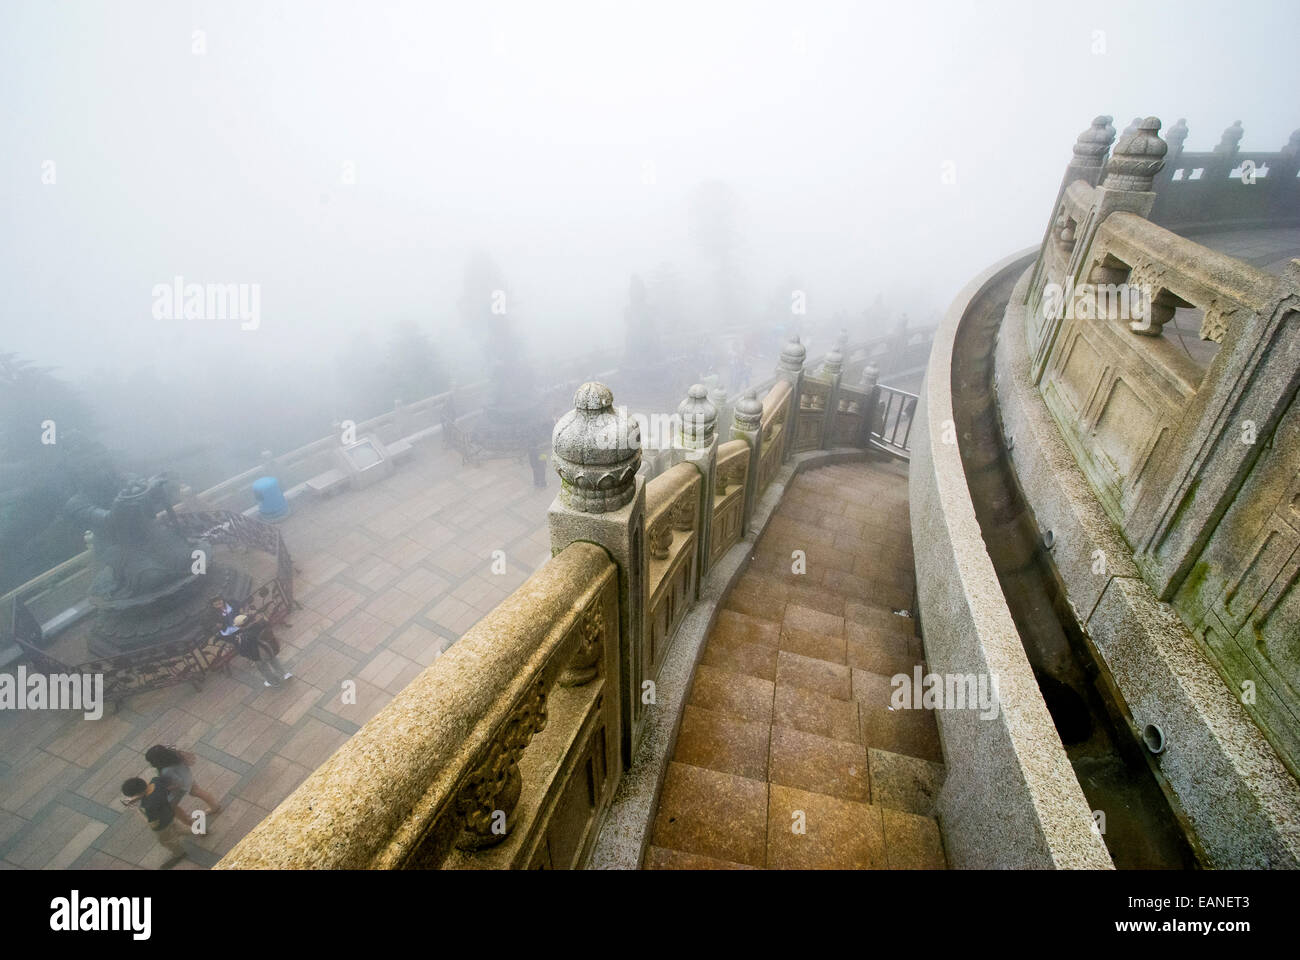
688;180;745;331
0;353;120;594
385;320;448;404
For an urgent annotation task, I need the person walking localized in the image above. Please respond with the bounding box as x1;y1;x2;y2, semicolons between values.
233;612;292;687
120;776;187;863
144;744;222;819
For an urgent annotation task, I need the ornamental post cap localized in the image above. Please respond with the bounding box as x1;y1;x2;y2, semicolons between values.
677;383;718;449
551;381;641;513
734;389;763;429
1103;117;1167;191
1073;115;1116;163
779;335;807;371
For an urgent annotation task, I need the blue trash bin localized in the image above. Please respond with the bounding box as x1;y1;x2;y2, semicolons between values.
252;476;289;519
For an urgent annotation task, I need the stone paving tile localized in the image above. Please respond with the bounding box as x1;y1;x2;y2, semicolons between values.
711;609;779;649
277;717;351;771
775;649;852;700
6;803;108;870
766;784;885;869
43;715;136;769
774;683;860;744
778;626;847;665
853;668;943;762
388;622;448;667
235;754;313;811
782;603;844;639
687;665;775;724
700;635;778;682
205;710;290;766
649;761;768;867
882;806;947;868
673;705;770;781
868;748;945;817
643;845;758;869
357;649;423;695
769;725;870;803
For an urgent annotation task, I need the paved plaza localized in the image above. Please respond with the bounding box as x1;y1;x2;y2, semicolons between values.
0;442;555;869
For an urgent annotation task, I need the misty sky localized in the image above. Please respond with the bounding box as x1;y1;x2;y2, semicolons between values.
2;0;1297;382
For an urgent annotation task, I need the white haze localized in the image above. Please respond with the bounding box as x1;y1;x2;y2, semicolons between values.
0;0;1296;468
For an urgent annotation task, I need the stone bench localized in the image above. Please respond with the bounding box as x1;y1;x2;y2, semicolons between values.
386;438;414;462
305;468;350;498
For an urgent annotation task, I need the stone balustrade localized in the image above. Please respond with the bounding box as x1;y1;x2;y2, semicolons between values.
1149;119;1300;232
219;540;621;869
1000;111;1300;862
214;321;933;868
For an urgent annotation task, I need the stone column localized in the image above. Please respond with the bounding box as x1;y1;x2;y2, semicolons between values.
732;390;764;533
548;382;647;768
820;345;844;449
676;384;718;589
776;335;805;461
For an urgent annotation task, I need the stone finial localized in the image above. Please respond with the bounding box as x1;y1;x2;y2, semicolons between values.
677;383;717;449
1165;118;1189;154
860;362;880;389
1103;117;1168;191
551;381;641;513
1282;129;1300;160
1121;117;1142;137
708;385;728;410
1072;115;1116;166
734;390;763;431
824;346;844;377
1214;120;1244;157
778;335;807;372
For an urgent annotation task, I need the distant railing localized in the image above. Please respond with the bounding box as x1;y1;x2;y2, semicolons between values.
869;385;919;460
1149;119;1300;233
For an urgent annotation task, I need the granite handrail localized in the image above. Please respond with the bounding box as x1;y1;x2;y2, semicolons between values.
217;540;621;869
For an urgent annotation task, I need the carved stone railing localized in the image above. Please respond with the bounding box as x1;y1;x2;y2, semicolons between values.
757;379;792;498
709;439;749;567
1022;112;1300;778
644;463;701;681
1150;119;1300;233
218;541;621;869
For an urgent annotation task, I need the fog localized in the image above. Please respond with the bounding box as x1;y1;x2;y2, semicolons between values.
2;0;1297;485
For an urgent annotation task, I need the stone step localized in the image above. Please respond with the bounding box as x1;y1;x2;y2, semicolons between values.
646;460;946;870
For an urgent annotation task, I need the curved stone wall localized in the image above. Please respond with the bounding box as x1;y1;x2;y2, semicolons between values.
910;248;1113;869
995;264;1300;869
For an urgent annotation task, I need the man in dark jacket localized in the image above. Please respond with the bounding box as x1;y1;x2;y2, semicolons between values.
233;613;293;687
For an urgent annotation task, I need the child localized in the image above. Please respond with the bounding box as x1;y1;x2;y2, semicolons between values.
121;776;187;862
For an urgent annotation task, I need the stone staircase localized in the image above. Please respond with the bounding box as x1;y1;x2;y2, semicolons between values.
645;459;947;869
